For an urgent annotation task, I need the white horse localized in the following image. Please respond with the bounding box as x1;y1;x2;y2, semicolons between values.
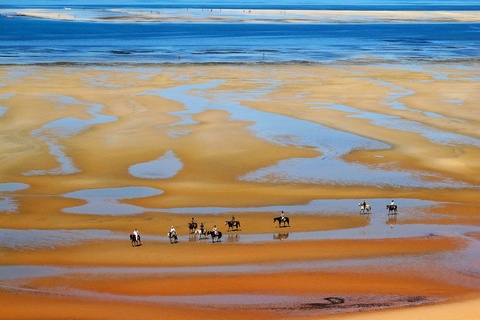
194;228;207;239
359;203;372;214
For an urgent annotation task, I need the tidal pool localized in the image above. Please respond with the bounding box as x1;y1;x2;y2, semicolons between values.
24;95;117;176
63;186;164;215
0;183;30;213
141;79;477;188
129;150;183;179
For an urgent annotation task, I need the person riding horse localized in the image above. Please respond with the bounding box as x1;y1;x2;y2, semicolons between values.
359;199;371;214
387;200;398;214
168;226;178;243
188;218;198;233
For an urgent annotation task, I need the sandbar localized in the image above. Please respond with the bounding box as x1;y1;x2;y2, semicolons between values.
0;64;479;319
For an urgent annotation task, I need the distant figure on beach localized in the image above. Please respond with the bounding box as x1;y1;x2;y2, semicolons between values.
391;200;395;206
231;214;235;224
133;228;139;241
362;199;367;208
170;225;176;235
281;210;285;222
213;224;218;235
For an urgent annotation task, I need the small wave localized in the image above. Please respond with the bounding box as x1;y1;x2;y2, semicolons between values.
193;49;247;55
2;56;480;68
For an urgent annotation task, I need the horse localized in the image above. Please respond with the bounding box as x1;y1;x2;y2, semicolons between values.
167;232;178;244
359;203;372;214
130;234;141;247
188;222;198;234
386;204;398;215
225;220;241;231
274;216;290;227
206;230;222;243
194;228;207;239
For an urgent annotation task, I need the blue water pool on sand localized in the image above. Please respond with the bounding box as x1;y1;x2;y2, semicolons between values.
63;187;164;215
129;150;183;179
145;80;477;188
23;95;117;176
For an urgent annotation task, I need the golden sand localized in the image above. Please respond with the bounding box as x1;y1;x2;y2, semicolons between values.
0;64;479;319
8;9;480;23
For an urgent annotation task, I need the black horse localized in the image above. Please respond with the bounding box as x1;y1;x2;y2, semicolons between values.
188;222;198;234
207;230;223;243
167;232;178;244
225;220;241;231
130;234;141;247
386;204;398;214
274;216;290;227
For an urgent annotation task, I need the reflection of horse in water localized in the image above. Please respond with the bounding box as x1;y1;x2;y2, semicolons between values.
188;222;198;234
386;213;397;225
167;232;178;244
207;230;222;243
274;216;290;227
359;203;372;214
227;234;239;242
194;228;208;239
386;204;398;214
130;234;141;247
225;220;241;231
273;233;289;240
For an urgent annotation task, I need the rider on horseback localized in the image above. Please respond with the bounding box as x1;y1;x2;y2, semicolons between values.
133;228;139;241
213;225;218;236
200;222;205;232
362;199;367;208
231;215;235;225
170;226;176;236
281;211;285;222
391;200;395;206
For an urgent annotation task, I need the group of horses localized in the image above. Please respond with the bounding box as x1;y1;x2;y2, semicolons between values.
131;203;398;246
358;203;399;215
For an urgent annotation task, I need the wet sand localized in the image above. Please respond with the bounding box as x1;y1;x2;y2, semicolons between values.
0;64;479;319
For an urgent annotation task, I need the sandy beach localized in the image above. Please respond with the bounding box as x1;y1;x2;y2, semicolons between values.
0;64;479;319
5;8;480;23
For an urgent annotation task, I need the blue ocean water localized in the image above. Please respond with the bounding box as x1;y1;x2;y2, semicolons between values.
1;0;479;64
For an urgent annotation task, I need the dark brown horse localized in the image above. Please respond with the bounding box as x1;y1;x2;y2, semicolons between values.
130;234;141;247
386;204;398;214
188;222;198;234
274;216;290;227
225;220;241;231
206;230;222;243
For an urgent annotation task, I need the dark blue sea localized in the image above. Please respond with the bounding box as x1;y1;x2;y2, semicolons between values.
1;0;479;65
